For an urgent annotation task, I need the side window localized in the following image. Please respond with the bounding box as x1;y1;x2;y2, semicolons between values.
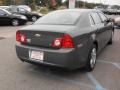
19;8;26;13
10;8;18;13
89;15;95;25
98;13;107;22
0;10;6;16
90;13;102;24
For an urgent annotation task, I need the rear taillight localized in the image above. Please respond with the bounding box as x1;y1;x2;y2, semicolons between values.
62;34;74;48
16;31;26;43
16;31;21;42
52;34;74;48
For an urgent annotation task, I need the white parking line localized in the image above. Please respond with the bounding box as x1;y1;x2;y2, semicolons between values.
113;63;120;69
98;60;120;70
25;59;120;90
87;73;107;90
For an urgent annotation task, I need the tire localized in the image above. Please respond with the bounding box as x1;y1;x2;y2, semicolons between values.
108;31;114;45
85;44;97;72
12;19;19;26
32;16;37;22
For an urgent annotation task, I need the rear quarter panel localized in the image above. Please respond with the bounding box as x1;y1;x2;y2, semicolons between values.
67;26;94;67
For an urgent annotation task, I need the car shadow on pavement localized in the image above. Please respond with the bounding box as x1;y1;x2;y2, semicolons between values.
23;63;94;86
24;63;86;76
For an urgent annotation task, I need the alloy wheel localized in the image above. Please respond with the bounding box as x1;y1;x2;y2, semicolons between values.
90;48;97;69
12;19;19;26
32;16;37;22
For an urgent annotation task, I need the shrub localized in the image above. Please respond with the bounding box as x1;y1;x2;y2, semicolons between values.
57;6;67;10
39;7;49;14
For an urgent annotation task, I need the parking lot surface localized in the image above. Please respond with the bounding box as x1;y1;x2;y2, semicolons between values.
0;23;120;90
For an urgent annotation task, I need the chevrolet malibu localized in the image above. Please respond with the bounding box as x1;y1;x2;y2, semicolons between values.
15;9;114;71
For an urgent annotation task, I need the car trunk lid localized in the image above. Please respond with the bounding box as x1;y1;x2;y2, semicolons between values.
19;24;75;48
20;30;63;48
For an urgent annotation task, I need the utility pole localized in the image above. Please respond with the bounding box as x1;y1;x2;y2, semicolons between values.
83;0;86;8
100;0;102;4
69;0;75;9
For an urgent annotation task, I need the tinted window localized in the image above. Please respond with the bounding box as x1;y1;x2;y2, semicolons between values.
9;7;18;13
0;10;6;16
35;11;81;25
19;8;27;13
91;13;102;24
98;13;107;22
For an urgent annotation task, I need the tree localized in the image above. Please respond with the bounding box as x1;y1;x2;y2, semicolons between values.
38;0;49;6
56;0;62;6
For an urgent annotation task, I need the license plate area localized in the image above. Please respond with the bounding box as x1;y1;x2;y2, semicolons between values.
29;50;44;62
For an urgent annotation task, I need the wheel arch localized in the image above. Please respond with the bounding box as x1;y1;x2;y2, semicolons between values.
93;41;98;52
11;18;19;21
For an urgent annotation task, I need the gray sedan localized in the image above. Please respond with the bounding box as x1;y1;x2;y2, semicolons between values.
15;9;114;71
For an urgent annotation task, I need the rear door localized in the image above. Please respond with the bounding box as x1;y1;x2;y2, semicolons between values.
98;12;113;44
90;12;107;51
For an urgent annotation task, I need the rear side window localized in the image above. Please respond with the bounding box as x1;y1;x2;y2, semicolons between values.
89;15;95;25
8;7;18;13
90;13;102;24
98;13;107;22
0;10;6;16
19;8;27;13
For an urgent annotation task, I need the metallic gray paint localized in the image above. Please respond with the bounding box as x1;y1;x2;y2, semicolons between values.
15;9;114;69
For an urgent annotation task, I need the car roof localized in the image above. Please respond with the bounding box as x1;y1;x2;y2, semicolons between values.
0;8;6;11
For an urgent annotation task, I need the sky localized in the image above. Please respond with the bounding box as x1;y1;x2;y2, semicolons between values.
62;0;120;5
83;0;120;5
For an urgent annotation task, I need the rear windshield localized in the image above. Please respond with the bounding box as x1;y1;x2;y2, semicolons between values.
35;11;81;25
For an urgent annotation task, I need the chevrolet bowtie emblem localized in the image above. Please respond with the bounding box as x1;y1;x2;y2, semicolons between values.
35;34;41;37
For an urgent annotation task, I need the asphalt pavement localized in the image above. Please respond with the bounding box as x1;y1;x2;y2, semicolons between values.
0;22;120;90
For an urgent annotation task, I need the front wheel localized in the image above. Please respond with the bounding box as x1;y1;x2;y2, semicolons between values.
32;16;37;22
12;19;19;26
85;45;97;72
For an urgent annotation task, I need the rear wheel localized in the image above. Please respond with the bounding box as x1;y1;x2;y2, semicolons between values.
85;44;97;72
12;19;19;26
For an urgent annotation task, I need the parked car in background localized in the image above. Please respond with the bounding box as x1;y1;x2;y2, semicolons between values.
17;5;31;12
0;6;9;10
106;5;120;15
6;6;43;22
94;6;104;12
116;9;120;15
16;9;114;71
114;17;120;27
0;8;27;26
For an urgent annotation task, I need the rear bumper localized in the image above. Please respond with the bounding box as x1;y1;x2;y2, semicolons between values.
15;44;82;69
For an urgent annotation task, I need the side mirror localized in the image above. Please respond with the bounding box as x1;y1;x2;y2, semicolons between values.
105;18;114;23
